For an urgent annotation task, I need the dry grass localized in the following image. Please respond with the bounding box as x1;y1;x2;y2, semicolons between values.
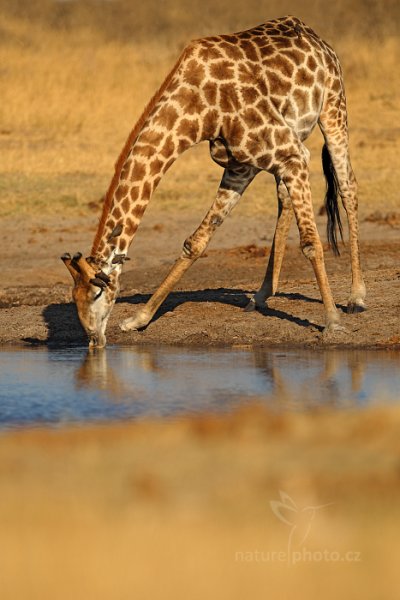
0;0;399;218
1;404;400;599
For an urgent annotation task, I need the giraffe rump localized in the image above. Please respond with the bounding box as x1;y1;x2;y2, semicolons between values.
322;143;343;256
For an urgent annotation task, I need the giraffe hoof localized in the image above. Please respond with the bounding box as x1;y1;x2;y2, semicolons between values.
323;322;348;336
347;302;366;314
244;298;257;312
120;319;136;332
120;314;150;332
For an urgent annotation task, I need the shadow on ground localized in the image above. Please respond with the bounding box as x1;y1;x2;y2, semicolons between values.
120;288;324;331
24;302;87;348
21;287;327;347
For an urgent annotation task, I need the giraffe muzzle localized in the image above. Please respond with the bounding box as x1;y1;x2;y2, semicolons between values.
88;331;106;349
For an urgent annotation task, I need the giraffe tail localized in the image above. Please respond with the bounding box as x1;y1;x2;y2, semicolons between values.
322;143;343;256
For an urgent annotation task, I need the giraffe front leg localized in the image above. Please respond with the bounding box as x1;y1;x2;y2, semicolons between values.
120;165;257;332
245;177;293;312
120;255;193;331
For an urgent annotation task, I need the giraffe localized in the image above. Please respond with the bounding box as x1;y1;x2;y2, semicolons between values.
62;15;366;348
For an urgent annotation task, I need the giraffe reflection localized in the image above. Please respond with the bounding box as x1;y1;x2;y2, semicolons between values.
74;348;369;409
252;350;366;407
75;350;126;399
75;349;157;401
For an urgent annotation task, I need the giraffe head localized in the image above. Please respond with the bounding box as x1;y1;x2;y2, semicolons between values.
61;252;119;348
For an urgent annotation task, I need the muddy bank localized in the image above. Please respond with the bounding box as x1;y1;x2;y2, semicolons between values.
0;214;399;348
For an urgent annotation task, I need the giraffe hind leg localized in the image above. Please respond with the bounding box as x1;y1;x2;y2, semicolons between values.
280;153;343;332
342;164;367;313
120;163;258;332
319;119;366;313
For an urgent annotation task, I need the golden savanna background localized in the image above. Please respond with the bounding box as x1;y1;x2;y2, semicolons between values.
1;0;399;217
1;2;400;599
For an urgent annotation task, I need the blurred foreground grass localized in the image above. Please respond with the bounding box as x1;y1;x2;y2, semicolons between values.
1;404;400;599
0;0;399;218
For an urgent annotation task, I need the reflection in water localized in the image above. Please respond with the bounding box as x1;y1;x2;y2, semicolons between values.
0;346;399;428
76;349;129;399
252;350;368;408
63;346;400;410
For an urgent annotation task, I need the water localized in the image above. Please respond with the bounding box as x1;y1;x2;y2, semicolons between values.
0;346;399;429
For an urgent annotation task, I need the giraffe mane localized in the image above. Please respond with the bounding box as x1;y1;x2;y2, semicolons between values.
91;47;188;256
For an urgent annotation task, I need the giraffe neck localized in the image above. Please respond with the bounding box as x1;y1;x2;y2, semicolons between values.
91;52;204;269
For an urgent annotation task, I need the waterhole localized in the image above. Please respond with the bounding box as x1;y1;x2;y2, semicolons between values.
0;347;399;429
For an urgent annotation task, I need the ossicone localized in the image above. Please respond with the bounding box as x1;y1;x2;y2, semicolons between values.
61;251;112;289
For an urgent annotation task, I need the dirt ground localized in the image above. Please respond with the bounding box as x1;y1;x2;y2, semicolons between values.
0;209;399;348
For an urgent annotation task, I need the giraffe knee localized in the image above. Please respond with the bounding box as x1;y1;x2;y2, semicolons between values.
182;236;206;259
210;215;223;227
301;239;324;261
342;190;358;212
302;244;317;260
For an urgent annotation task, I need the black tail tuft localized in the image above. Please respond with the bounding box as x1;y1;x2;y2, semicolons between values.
322;143;343;256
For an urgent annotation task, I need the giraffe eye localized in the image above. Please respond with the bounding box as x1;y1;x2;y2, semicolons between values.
93;289;103;301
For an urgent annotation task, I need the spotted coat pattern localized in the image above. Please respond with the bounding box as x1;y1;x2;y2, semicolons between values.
63;15;366;346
